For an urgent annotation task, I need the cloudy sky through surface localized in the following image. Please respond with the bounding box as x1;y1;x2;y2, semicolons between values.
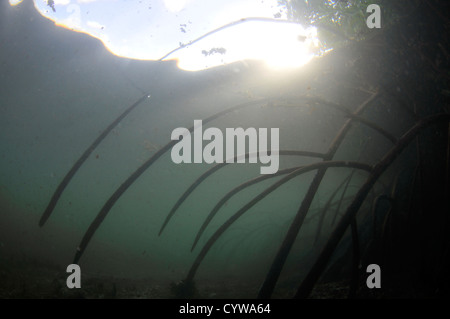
10;0;319;71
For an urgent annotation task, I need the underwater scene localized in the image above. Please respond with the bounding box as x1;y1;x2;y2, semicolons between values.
0;0;449;300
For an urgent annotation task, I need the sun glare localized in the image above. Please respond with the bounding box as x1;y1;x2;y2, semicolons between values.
169;20;318;71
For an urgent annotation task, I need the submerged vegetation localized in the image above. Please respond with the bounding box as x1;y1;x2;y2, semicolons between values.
2;0;449;298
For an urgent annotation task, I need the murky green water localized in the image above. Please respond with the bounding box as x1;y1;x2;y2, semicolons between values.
1;1;449;299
